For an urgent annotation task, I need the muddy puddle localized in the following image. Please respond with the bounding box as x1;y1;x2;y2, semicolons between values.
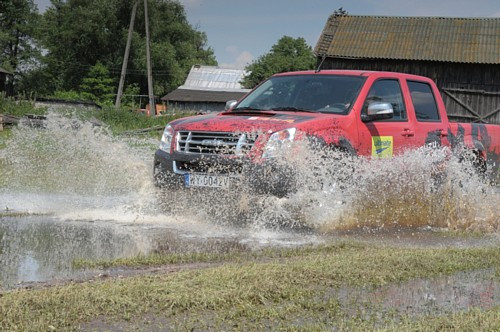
0;215;147;288
0;210;326;289
0;112;499;295
1;212;498;290
337;269;499;318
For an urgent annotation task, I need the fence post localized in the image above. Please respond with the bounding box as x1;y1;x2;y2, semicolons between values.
0;114;3;131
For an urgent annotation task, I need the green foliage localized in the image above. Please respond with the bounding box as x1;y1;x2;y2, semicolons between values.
122;83;140;108
0;96;185;135
51;90;87;102
38;0;217;99
0;94;45;117
79;62;115;105
85;106;189;136
242;36;316;89
0;0;41;94
91;107;177;133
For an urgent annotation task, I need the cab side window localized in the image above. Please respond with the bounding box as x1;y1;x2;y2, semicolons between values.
363;79;407;121
407;81;440;122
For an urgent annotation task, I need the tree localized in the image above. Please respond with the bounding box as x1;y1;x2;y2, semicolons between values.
0;0;41;95
79;62;115;104
241;36;316;89
39;0;217;100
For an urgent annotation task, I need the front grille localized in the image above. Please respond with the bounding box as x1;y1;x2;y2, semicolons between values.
176;131;258;155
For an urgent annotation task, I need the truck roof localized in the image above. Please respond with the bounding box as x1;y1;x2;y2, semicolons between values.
273;70;433;82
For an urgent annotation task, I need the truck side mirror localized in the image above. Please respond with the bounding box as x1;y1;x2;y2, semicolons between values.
362;102;394;122
225;100;237;111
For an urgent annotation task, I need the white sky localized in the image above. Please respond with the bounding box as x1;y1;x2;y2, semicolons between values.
34;0;500;68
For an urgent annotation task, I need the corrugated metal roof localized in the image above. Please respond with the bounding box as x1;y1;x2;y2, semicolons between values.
315;15;500;64
161;65;250;102
183;65;250;91
161;88;248;103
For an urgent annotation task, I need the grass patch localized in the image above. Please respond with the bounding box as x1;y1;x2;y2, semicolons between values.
0;97;47;117
0;129;12;149
0;96;193;136
72;242;361;269
89;107;190;135
0;210;50;218
1;243;499;331
72;251;235;269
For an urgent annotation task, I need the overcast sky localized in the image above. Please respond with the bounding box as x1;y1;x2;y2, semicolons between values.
34;0;500;68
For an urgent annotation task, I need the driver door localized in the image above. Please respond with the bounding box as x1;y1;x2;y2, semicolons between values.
357;79;415;158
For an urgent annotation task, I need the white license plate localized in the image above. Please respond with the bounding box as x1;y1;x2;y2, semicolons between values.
184;173;232;189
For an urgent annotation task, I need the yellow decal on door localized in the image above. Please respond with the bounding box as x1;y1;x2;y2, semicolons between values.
372;136;393;158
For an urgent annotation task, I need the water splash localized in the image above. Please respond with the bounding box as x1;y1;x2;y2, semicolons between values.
0;111;159;220
1;111;498;288
257;139;499;233
0;111;498;233
1;111;152;195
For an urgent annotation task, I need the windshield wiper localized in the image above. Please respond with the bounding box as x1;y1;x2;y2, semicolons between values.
270;107;315;113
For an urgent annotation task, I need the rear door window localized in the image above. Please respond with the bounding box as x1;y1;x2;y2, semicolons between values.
408;81;440;122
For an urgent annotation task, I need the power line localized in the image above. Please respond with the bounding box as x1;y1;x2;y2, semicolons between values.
36;58;180;77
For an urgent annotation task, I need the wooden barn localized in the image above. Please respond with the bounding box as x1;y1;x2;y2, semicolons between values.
315;14;500;125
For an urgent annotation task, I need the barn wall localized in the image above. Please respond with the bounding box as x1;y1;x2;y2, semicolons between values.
321;58;500;125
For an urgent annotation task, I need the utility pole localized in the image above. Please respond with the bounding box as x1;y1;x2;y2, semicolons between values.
115;0;138;109
144;0;155;116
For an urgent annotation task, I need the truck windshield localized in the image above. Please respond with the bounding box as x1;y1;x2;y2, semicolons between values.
235;75;365;114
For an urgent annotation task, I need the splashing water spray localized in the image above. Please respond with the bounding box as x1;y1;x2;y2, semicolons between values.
0;111;498;233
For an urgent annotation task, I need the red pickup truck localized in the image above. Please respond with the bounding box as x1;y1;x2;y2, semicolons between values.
154;70;500;195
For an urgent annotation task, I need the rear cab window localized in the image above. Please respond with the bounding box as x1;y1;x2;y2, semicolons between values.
407;81;441;122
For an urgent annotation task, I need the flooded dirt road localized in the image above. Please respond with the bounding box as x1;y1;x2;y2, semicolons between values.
1;112;498;319
1;210;498;290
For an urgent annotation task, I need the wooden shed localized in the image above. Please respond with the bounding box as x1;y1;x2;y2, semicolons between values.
162;65;251;112
315;14;500;125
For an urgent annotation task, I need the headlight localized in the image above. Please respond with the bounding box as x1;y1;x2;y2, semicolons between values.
159;125;174;153
262;128;296;159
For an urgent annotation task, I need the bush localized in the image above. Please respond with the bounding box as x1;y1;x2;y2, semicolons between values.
50;90;89;102
90;107;189;134
0;94;46;117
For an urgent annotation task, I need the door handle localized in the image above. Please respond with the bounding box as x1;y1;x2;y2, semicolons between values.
401;129;414;137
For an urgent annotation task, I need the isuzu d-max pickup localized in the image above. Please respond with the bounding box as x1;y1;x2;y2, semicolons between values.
154;70;500;195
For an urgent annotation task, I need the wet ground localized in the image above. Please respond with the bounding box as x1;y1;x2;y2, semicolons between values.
1;212;498;290
336;269;498;318
1;114;499;325
0;212;317;289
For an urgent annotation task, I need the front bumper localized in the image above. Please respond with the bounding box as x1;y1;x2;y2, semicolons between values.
153;149;297;197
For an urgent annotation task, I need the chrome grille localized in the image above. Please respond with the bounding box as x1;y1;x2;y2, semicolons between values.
177;131;257;155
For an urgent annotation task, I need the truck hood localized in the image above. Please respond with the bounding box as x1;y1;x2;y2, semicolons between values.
169;110;332;133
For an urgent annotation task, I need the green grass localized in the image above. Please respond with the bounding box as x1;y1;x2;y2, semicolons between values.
89;107;189;135
0;96;192;136
0;128;12;149
0;210;51;218
0;97;47;117
1;243;499;331
73;251;238;269
72;243;360;269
